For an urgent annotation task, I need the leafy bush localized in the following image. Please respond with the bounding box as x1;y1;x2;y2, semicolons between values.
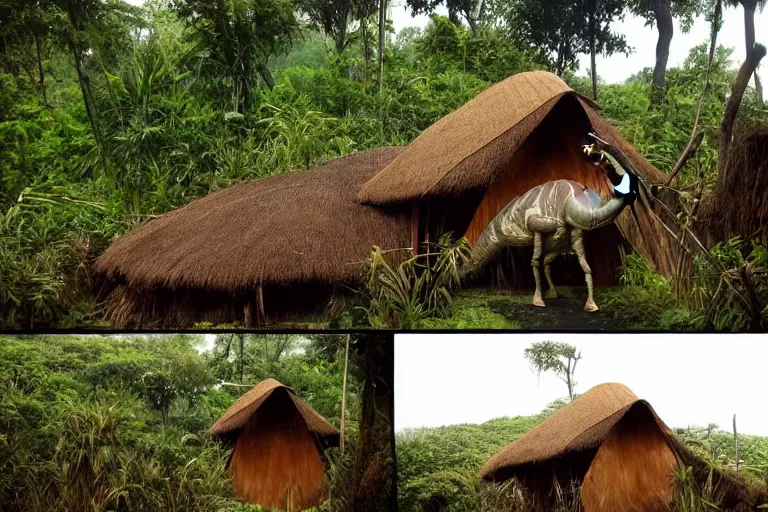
357;234;469;329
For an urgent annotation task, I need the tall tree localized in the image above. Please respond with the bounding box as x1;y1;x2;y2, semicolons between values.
297;0;354;53
405;0;488;36
524;341;582;401
378;0;387;91
171;0;298;112
0;0;55;106
725;0;765;103
628;0;703;103
508;0;629;79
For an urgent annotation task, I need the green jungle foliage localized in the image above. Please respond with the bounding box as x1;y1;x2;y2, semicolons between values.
0;0;765;329
396;402;768;512
0;334;361;512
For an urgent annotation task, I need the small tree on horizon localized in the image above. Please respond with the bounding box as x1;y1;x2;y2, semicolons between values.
524;341;582;402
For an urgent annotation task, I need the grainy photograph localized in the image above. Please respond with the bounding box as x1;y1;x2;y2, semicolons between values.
0;333;395;512
1;0;766;332
396;333;768;511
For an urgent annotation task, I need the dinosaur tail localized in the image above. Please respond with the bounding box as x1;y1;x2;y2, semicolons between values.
460;224;505;281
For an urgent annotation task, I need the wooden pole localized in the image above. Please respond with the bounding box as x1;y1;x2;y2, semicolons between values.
244;301;253;328
340;334;351;454
733;413;739;475
411;200;420;256
256;284;265;326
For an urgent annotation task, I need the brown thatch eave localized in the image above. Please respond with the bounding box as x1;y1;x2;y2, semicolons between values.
479;383;638;481
480;383;765;509
95;147;411;293
356;71;660;206
209;378;340;447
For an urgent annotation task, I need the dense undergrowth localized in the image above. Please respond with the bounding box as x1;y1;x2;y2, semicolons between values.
0;334;362;512
1;1;765;329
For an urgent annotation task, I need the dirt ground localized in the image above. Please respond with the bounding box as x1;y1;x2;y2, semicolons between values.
489;296;617;330
457;286;620;331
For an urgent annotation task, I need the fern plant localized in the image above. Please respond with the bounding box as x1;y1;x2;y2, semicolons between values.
358;234;469;329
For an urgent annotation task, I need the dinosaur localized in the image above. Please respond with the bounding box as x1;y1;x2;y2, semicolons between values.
460;133;640;312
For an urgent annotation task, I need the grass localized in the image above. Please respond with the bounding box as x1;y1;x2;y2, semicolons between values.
187;285;680;331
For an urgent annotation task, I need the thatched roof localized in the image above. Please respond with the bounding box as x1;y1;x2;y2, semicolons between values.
699;121;768;246
480;382;767;509
357;71;664;205
210;378;340;446
96;147;410;291
480;383;639;480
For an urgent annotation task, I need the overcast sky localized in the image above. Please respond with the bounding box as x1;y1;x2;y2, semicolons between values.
395;333;768;436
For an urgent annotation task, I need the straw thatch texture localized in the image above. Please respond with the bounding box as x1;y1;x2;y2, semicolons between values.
699;122;768;245
581;402;677;512
96;147;410;292
480;383;638;481
210;378;339;445
357;71;586;204
357;71;680;278
579;100;680;278
226;387;327;511
481;382;766;510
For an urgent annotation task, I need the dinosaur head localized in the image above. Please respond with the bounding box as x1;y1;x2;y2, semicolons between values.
582;132;649;230
582;133;640;205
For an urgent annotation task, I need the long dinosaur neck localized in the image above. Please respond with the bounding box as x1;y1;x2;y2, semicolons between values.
564;195;627;231
460;221;504;279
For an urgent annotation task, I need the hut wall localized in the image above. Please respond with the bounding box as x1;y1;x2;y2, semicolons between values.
451;97;625;287
104;281;345;328
227;389;327;511
581;404;677;512
489;450;598;511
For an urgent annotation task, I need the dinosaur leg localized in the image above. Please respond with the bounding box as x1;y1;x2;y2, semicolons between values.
572;229;598;312
531;232;545;307
543;252;558;299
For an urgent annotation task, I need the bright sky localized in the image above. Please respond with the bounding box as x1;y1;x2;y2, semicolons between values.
395;333;768;436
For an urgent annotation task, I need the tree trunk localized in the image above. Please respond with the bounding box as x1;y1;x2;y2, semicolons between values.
336;8;348;53
71;46;101;143
34;34;47;107
448;6;460;24
743;1;756;60
362;18;370;82
354;335;396;512
742;1;763;105
339;334;350;454
378;0;386;93
590;16;597;101
651;0;674;104
717;43;766;177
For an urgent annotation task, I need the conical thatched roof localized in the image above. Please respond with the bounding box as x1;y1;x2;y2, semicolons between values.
210;378;340;446
357;71;663;205
96;147;410;292
480;382;767;509
480;383;639;480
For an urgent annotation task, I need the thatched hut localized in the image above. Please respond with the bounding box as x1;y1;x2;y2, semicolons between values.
97;71;681;327
96;147;411;328
699;122;768;246
358;71;679;288
209;378;340;511
480;383;763;511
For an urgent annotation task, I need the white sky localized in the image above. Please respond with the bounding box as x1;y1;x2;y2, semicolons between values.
395;333;768;436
